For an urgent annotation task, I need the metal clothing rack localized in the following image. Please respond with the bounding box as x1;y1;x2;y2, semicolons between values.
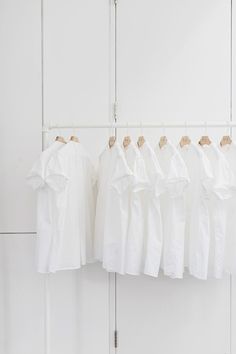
42;121;236;132
40;0;234;350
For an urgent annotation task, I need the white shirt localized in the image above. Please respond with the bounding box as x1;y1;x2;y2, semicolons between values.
27;141;64;273
123;142;149;276
200;143;233;278
94;143;133;274
155;141;190;279
46;140;96;272
177;143;213;279
138;141;165;277
219;142;236;275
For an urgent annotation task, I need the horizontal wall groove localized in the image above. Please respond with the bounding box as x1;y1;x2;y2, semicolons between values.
0;232;37;235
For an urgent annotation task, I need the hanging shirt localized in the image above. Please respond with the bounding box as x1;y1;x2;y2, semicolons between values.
45;140;96;272
155;141;190;279
219;142;236;275
94;143;133;274
177;143;213;280
138;141;165;277
27;141;64;273
200;143;233;279
123;142;150;276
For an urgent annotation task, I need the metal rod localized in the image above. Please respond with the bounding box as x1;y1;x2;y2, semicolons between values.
41;1;51;353
43;122;236;131
41;0;45;150
44;274;50;354
229;1;233;353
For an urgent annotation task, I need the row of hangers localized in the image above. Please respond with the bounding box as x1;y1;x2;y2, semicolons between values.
54;134;232;149
108;134;233;149
55;135;78;144
54;120;233;150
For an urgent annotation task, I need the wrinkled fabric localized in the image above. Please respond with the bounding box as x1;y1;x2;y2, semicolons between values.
94;143;134;274
200;143;233;279
220;142;236;275
123;142;149;275
138;141;165;277
27;141;64;273
178;143;213;279
155;141;190;279
46;141;96;272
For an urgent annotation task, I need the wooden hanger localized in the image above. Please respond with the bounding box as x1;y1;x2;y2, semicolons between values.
199;122;211;146
159;136;168;149
220;135;232;147
179;135;191;148
137;135;145;148
109;136;116;148
123;136;131;149
199;136;212;146
70;135;79;143
55;136;67;144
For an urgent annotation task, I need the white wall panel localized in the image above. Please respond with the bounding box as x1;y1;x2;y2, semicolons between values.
0;235;45;354
49;265;109;354
117;274;230;354
0;0;42;232
0;1;235;354
230;2;236;353
43;0;111;126
0;235;110;354
0;236;6;354
117;0;230;123
116;2;231;354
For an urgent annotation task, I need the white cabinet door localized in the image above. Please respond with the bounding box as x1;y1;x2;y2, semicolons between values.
49;265;109;354
0;0;42;232
0;235;45;354
42;3;113;350
43;0;111;126
117;0;230;124
116;1;231;354
0;234;110;354
116;274;230;354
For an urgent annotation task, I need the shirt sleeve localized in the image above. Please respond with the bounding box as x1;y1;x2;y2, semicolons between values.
89;159;97;186
26;157;45;190
146;151;165;197
200;152;214;192
111;154;134;194
45;152;69;192
132;155;149;192
212;153;234;200
166;152;190;198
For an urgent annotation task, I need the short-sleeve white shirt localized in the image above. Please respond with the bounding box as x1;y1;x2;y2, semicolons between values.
94;143;133;274
219;142;236;275
138;141;165;277
178;143;213;279
155;141;190;279
123;142;151;276
46;141;96;272
200;143;233;278
27;141;64;273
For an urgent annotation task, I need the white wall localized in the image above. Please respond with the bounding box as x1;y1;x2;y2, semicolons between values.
0;1;235;354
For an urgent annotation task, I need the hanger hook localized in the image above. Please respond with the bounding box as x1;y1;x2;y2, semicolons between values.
110;120;116;137
227;120;231;136
72;123;74;137
140;121;143;136
162;121;166;136
109;120;113;136
126;122;129;136
56;123;59;139
185;121;188;136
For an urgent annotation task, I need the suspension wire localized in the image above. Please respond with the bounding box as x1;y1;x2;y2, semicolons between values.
229;1;233;354
41;1;51;354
